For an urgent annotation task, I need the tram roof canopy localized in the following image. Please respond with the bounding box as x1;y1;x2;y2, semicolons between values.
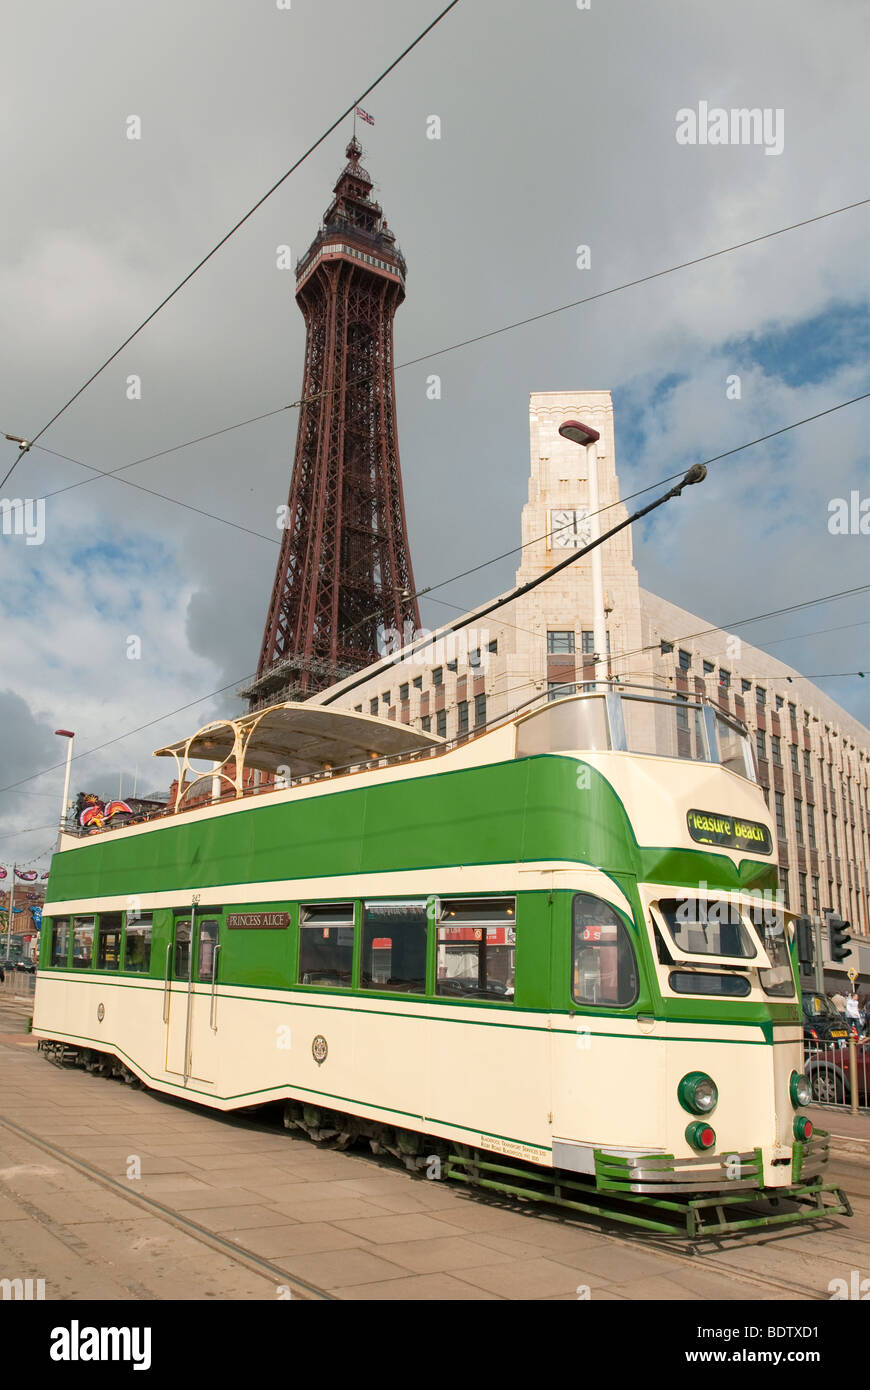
153;701;444;779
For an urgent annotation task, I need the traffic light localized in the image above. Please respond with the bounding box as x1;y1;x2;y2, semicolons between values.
828;914;852;963
795;915;814;972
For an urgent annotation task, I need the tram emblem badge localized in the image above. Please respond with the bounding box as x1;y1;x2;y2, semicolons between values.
311;1035;328;1065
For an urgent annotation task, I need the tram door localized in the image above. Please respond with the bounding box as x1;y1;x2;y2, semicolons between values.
165;913;219;1082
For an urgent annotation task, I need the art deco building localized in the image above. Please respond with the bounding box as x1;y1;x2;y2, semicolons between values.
314;391;870;983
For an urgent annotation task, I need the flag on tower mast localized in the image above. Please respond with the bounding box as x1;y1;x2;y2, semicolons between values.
356;107;375;125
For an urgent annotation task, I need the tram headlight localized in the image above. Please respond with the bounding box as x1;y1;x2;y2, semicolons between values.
678;1071;718;1116
789;1071;811;1109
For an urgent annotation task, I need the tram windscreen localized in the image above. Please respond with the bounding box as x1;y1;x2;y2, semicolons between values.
749;907;796;997
656;899;757;959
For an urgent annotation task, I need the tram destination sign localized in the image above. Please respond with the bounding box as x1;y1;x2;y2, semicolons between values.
226;912;290;930
686;809;772;855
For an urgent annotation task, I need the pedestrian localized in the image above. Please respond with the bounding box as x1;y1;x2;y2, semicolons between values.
845;990;861;1035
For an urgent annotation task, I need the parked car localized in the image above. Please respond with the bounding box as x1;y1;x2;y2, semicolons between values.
801;991;852;1044
804;1036;870;1105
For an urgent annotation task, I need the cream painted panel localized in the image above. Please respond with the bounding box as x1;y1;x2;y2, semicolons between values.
581;751;773;864
551;1025;666;1151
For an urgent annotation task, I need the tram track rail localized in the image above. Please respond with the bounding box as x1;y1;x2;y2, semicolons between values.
0;1100;849;1305
0;1111;335;1302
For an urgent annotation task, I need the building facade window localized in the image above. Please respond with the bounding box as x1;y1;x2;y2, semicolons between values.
799;873;808;914
432;667;443;687
703;660;714;675
790;745;799;775
399;682;409;702
794;799;804;846
436;708;447;738
756;730;766;761
719;669;730;689
775;791;786;840
474;693;487;727
756;686;766;707
678;650;691;672
421;715;431;732
547;630;575;654
661;640;673;655
458;700;469;734
771;734;782;766
369;697;378;715
742;679;752;694
807;803;817;851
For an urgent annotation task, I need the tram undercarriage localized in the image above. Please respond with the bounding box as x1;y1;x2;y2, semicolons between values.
38;1038;852;1241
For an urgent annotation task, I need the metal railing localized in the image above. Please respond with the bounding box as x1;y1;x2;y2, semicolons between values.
803;1030;869;1116
0;968;36;997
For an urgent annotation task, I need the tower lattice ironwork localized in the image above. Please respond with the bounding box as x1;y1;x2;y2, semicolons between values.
244;137;421;707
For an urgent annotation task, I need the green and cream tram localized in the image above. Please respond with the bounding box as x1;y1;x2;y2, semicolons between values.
33;686;849;1237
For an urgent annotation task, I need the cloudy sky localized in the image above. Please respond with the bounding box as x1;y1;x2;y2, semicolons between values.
0;0;868;869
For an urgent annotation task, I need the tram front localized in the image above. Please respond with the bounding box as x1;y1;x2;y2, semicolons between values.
514;686;848;1236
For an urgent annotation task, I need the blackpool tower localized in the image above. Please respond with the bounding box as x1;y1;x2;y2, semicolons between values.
244;136;421;707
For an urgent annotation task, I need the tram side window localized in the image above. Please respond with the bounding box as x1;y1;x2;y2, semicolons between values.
197;921;220;983
123;913;152;973
361;899;427;993
51;918;70;968
71;916;95;970
571;894;638;1008
298;904;354;987
435;898;516;1001
96;913;123;970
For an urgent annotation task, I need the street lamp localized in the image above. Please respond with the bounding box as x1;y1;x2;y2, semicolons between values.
55;730;75;846
558;420;607;689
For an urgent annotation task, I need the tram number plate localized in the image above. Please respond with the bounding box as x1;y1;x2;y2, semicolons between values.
226;912;290;929
686;809;772;854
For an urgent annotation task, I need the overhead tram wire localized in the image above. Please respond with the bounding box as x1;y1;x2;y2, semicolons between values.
327;391;870;648
601;582;870;674
1;578;868;803
0;0;463;494
18;200;870;517
27;390;870;556
321;462;713;704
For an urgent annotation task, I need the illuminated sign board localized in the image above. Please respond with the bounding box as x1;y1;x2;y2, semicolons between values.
686;809;772;855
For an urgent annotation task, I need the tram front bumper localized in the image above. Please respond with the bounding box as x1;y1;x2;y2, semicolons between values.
592;1130;831;1195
